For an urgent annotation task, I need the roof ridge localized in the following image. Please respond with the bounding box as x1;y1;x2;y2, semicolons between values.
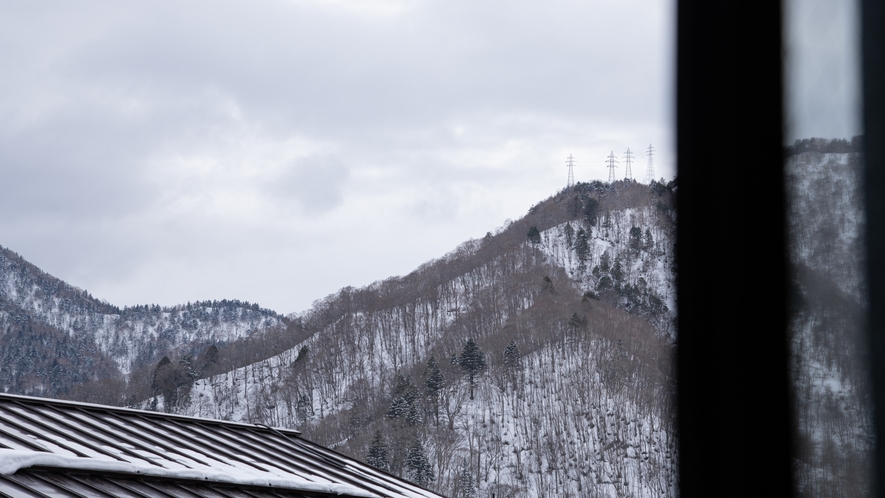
0;449;380;497
0;392;301;436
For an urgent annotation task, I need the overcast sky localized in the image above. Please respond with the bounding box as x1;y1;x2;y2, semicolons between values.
2;0;674;314
785;0;862;143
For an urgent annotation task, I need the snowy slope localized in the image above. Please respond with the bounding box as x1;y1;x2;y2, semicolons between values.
0;247;285;395
1;180;680;496
162;181;679;497
785;149;873;497
534;206;676;336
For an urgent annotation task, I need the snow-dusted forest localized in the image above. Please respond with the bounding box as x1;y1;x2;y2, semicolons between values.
0;250;285;400
786;140;873;498
0;142;872;496
139;179;681;497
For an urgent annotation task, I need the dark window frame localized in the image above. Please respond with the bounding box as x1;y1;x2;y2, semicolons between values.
675;0;885;496
863;0;885;494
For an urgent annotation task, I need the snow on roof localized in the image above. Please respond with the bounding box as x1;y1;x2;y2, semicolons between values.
0;393;443;498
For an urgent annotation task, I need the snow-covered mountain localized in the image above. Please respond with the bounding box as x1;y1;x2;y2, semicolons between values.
785;141;873;498
146;179;680;497
5;151;866;497
0;247;286;399
1;179;680;496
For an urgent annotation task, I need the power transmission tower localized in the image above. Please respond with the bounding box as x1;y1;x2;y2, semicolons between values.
623;147;635;180
566;154;576;187
645;144;656;183
606;151;619;183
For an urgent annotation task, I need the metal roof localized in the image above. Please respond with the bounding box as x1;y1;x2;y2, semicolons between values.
0;393;443;498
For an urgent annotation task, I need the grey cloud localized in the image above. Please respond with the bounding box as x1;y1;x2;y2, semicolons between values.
271;155;350;214
47;0;670;134
0;0;675;312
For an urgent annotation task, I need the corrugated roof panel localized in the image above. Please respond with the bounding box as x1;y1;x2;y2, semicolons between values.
0;405;115;461
67;474;150;498
168;482;234;498
34;473;115;498
0;394;445;498
48;409;179;464
108;478;184;498
0;422;48;453
4;472;71;497
135;480;206;498
0;476;46;498
20;406;161;468
213;428;344;484
121;416;263;473
92;412;219;468
290;439;434;498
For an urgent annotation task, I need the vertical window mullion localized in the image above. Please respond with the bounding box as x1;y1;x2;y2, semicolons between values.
862;0;885;495
676;0;794;496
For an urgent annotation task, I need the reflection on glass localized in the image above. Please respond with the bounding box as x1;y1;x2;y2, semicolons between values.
786;139;871;497
784;0;871;496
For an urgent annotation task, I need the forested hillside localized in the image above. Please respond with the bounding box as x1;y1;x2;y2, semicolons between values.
0;247;286;402
4;149;868;497
785;138;873;498
149;179;680;497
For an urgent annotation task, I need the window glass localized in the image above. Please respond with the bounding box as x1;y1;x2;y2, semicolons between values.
783;0;872;495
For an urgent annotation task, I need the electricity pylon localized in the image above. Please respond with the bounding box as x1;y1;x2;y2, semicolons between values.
566;154;576;187
645;144;656;183
623;148;635;180
606;151;619;183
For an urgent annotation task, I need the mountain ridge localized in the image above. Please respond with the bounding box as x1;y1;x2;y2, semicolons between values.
2;178;680;496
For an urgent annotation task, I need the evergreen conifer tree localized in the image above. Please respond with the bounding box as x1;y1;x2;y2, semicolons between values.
198;344;218;374
296;394;312;423
629;226;643;252
180;354;198;382
366;430;389;471
295;345;310;363
406;402;422;426
457;466;477;498
424;356;444;426
424;356;445;394
599;250;611;272
575;229;590;271
503;341;521;370
388;396;411;419
569;312;588;332
568;195;583;218
406;440;434;487
612;255;624;286
391;374;415;400
458;338;486;400
527;226;542;245
152;356;190;412
388;374;419;423
583;197;599;226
